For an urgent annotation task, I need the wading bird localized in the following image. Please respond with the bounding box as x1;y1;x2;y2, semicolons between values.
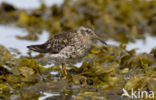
27;26;107;76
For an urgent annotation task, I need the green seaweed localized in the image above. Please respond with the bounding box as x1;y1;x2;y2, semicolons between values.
0;0;156;99
0;0;156;42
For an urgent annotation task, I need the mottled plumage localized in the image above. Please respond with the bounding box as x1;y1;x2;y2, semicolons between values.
27;31;74;54
27;26;106;75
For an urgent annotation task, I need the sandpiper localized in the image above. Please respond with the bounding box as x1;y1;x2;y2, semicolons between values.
27;26;107;75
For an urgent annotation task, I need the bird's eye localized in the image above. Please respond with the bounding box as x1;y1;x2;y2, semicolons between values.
86;30;90;33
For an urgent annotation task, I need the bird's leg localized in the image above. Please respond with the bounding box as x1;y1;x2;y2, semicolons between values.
62;63;67;76
27;50;32;58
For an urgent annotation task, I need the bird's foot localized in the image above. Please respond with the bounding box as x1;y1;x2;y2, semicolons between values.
62;63;68;76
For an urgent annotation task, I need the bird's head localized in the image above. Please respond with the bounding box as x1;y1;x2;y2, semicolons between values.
78;26;95;36
77;26;107;45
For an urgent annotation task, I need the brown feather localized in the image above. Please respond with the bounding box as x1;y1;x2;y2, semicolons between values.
27;30;76;54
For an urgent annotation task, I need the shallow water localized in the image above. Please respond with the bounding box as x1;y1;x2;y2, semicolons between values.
39;93;60;100
0;25;49;56
107;35;156;53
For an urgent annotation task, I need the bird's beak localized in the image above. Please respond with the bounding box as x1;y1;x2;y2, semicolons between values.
92;33;107;45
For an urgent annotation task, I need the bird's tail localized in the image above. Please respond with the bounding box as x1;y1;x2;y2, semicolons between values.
27;44;46;53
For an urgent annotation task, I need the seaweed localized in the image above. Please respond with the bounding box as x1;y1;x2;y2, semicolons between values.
0;0;156;99
0;0;156;42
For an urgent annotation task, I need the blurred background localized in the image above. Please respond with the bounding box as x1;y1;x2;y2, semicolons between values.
0;0;156;100
0;0;156;54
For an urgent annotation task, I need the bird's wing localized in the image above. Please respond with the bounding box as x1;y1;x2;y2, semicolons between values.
27;31;75;54
45;32;72;53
